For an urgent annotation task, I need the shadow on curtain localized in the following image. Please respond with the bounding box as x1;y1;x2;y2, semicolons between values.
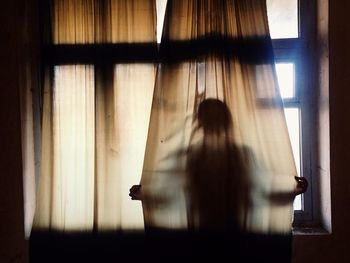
141;0;297;234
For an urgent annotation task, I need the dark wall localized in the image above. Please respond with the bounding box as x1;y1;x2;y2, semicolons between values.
0;0;28;262
293;0;350;262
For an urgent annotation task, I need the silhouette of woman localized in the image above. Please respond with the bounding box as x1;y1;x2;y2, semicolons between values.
129;99;308;231
186;99;250;231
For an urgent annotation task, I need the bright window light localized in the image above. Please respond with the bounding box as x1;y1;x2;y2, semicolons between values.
266;0;298;39
275;63;295;99
156;0;167;43
284;108;302;210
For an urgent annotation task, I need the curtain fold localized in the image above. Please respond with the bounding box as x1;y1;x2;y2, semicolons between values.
19;0;41;238
34;0;156;231
141;0;297;234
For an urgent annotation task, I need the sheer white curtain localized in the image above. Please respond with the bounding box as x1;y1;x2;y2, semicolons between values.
33;0;156;231
141;0;297;234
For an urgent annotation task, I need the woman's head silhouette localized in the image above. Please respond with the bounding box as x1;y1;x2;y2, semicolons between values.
197;99;232;134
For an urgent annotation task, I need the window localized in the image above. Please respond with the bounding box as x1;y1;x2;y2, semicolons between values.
267;0;316;223
36;1;158;230
38;0;316;231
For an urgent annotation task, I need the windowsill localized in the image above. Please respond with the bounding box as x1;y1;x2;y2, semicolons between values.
292;226;331;235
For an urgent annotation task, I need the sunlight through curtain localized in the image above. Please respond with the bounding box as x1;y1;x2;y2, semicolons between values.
34;0;297;235
33;0;156;231
141;0;297;234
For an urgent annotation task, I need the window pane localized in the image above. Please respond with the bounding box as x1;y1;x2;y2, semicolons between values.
276;63;295;99
284;108;302;210
267;0;298;39
156;0;167;43
293;188;302;210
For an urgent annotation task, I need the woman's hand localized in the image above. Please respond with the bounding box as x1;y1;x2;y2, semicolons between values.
129;185;143;200
294;176;308;195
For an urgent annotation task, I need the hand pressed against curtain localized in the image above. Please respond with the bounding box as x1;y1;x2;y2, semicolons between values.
129;185;142;200
294;176;308;195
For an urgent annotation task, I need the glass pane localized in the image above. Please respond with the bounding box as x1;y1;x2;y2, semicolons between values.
266;0;298;39
156;0;167;43
276;63;295;99
284;108;302;210
293;188;302;210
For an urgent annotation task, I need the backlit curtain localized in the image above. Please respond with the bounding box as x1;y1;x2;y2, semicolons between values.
18;0;41;238
33;0;156;231
141;0;297;234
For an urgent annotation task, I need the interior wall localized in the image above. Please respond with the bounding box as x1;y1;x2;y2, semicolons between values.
0;0;40;261
292;0;350;262
0;0;27;262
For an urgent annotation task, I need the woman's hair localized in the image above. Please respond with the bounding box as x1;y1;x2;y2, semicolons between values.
197;99;232;133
